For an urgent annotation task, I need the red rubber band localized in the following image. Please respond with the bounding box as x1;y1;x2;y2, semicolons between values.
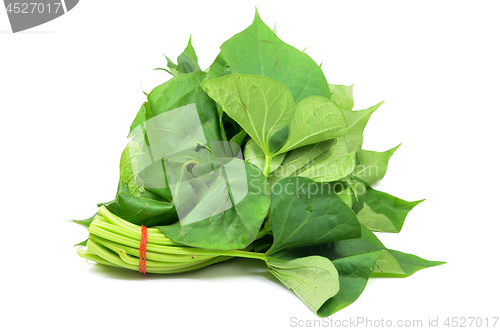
139;225;148;274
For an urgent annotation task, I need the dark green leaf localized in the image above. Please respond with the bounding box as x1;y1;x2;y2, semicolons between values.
73;212;97;228
267;177;360;255
105;182;177;227
74;239;89;247
176;36;202;73
147;71;223;144
229;130;247;147
317;251;380;316
158;161;270;250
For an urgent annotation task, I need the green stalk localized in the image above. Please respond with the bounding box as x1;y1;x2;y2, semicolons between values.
79;206;267;274
263;155;273;178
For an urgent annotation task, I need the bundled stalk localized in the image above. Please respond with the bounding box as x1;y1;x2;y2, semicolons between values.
78;206;267;274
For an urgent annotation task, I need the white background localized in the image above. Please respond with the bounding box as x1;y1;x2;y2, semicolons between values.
1;1;499;330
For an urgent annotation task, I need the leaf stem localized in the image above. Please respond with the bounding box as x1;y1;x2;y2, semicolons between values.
263;155;273;178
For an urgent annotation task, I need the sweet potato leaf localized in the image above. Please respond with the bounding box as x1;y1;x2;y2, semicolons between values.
278;95;348;153
278;225;444;315
266;177;360;255
268;140;335;185
202;73;296;156
329;84;354;111
266;255;340;313
158;161;270;250
212;10;330;103
175;36;202;74
356;186;424;233
130;102;147;134
103;182;177;227
157;36;202;76
296;137;356;182
73;212;98;228
341;102;383;153
146;71;223;145
353;144;400;185
243;139;285;173
317;251;380;316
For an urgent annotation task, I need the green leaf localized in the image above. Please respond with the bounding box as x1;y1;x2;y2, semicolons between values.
278;95;348;153
266;256;340;313
329;84;354;111
353;144;400;185
267;177;360;255
333;225;444;277
317;251;380;316
73;212;97;227
176;36;202;73
341;102;383;153
160;37;202;76
243;139;285;173
296;137;357;182
119;139;146;197
356;186;424;233
105;182;177;227
282;224;444;315
130;102;147;134
229;130;247;147
201;73;296;156
158;161;270;250
147;71;223;144
204;52;231;82
213;10;330;103
268;140;334;185
74;239;89;247
372;249;445;278
268;138;356;185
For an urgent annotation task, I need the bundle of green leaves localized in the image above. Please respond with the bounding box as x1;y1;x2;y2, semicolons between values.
75;10;444;316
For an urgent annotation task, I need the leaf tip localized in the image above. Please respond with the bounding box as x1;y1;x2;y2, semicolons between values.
254;7;261;21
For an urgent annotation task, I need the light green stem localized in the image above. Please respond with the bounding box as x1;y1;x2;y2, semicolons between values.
263;155;273;178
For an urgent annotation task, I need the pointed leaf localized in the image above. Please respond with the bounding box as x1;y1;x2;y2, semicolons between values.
329;84;354;111
353;144;400;185
176;36;202;73
73;212;98;228
74;239;89;247
373;249;445;278
356;186;424;233
214;10;330;103
341;102;383;152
